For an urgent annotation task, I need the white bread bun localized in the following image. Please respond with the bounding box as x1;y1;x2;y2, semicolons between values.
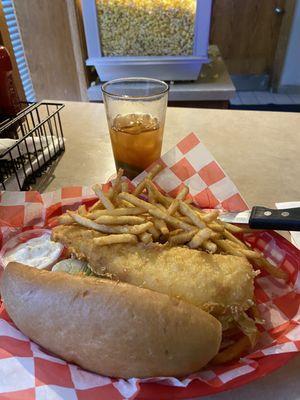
1;262;221;378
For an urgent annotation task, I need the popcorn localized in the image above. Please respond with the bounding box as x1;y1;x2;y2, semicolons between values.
96;0;196;56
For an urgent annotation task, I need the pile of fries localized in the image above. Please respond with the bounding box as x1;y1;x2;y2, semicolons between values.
58;165;287;282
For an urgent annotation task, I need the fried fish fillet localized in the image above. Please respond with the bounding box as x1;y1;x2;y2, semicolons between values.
52;225;255;314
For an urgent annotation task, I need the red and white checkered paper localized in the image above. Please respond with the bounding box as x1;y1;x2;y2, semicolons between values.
0;132;299;400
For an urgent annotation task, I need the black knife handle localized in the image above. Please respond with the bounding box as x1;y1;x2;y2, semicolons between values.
249;206;300;231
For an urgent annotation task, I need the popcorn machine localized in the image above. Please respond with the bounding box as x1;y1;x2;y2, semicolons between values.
82;0;212;81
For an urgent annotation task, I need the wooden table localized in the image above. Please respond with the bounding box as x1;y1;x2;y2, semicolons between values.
34;101;300;400
87;46;236;109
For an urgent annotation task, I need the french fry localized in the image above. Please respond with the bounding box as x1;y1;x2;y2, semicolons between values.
227;241;243;249
224;229;248;249
94;215;145;225
124;222;154;235
147;163;163;179
224;236;261;259
133;164;162;195
116;198;136;208
210;232;222;240
241;248;261;259
202;240;217;253
254;257;288;281
189;204;205;214
167;199;179;216
57;213;74;225
179;201;206;229
111;168;124;201
93;184;115;210
168;229;197;246
87;207;145;219
148;207;195;231
68;212;153;235
178;216;194;224
188;228;212;249
139;232;153;244
78;205;87;216
89;199;102;212
147;185;156;204
207;222;225;232
211;335;251;365
118;192;156;210
167;185;189;215
201;210;219;223
145;180;172;207
217;240;259;259
156;203;167;212
93;233;137;246
147;225;160;240
169;228;183;237
107;187;114;199
111;222;154;235
119;193;181;233
215;239;244;256
133;181;146;197
153;218;169;236
115;168;124;185
164;193;175;205
184;198;193;204
68;211;106;231
178;185;189;199
239;226;262;233
220;221;244;233
121;181;129;192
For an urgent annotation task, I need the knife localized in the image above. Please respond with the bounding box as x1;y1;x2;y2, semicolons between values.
219;206;300;231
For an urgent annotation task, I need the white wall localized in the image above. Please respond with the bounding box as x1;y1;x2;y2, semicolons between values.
280;0;300;87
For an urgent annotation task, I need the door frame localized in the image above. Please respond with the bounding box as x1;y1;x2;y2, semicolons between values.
271;0;297;91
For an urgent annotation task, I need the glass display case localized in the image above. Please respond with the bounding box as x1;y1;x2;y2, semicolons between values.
96;0;196;57
82;0;212;81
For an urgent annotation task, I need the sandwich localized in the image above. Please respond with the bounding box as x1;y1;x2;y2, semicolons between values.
0;167;275;378
1;261;222;378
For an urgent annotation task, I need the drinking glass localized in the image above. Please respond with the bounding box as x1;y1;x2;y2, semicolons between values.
102;78;169;179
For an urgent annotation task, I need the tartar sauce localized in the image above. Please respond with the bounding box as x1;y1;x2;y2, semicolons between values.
3;233;63;269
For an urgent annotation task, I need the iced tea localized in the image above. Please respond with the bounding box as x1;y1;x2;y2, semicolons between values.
102;78;168;179
109;113;163;179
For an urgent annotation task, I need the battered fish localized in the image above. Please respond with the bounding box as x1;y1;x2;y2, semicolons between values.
52;225;255;315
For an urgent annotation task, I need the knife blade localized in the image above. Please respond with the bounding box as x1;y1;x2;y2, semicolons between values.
219;206;300;231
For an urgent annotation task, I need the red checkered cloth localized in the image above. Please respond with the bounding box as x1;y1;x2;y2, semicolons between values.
132;132;248;211
0;132;299;400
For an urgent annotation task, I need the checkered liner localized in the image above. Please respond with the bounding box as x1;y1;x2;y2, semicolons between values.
132;133;248;211
0;133;299;400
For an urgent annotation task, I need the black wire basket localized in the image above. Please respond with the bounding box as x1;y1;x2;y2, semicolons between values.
0;102;65;190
